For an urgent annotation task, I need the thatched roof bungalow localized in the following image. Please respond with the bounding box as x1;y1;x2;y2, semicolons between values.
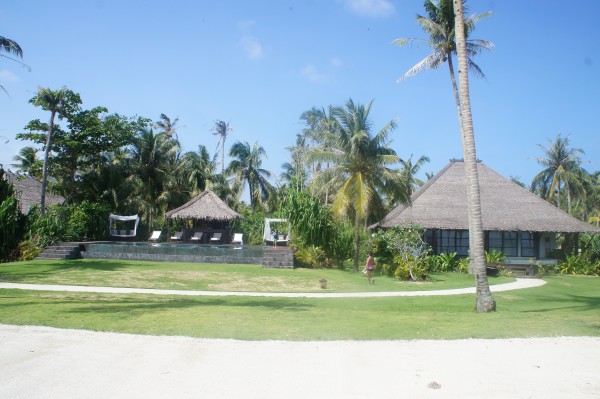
374;160;599;262
5;171;65;213
165;190;243;242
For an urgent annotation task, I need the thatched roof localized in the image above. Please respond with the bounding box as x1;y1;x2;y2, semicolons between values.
5;171;65;213
375;160;599;234
165;190;243;221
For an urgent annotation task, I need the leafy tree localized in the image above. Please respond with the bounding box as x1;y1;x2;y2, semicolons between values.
27;87;82;214
308;99;404;272
212;120;232;174
226;141;273;211
454;0;495;312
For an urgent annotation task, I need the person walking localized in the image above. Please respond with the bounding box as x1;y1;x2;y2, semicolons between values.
366;252;375;285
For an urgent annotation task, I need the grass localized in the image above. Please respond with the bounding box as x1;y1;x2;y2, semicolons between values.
0;260;598;340
0;259;512;292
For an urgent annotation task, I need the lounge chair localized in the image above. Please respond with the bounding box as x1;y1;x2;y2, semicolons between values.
148;230;161;242
170;231;183;241
231;233;243;246
209;232;222;244
190;231;204;243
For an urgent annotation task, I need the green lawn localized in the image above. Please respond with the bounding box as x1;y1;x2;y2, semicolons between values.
0;259;512;292
0;259;598;340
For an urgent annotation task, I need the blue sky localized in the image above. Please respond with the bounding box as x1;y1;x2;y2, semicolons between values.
1;0;599;194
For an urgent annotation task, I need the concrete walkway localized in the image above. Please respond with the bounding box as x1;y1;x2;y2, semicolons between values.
0;278;546;298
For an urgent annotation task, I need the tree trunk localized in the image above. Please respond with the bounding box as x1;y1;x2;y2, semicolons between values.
353;209;361;272
453;0;496;312
40;110;57;215
447;55;465;146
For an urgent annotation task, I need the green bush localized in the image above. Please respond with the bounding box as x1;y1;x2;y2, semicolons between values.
371;226;430;281
0;167;25;261
558;255;600;276
17;240;41;261
294;245;332;268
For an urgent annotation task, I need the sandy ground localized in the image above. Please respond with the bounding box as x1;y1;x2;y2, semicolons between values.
1;324;598;399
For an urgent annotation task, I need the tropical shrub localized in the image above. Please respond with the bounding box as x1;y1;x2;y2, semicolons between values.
294;245;331;268
485;249;506;264
558;255;600;276
0;168;25;261
17;239;41;260
371;226;430;281
281;189;334;249
26;205;68;247
231;210;266;245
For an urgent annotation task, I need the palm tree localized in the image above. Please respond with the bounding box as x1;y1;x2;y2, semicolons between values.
531;134;585;214
394;0;492;128
309;99;403;272
226;141;273;210
212;120;232;174
399;154;430;196
11;146;42;179
0;35;29;96
29;87;81;214
183;145;219;195
128;127;180;232
454;0;495;312
155;114;180;138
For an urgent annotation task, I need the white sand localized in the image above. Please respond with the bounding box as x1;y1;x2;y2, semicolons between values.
1;324;598;399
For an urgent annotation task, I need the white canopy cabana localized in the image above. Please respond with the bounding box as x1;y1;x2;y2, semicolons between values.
109;214;140;237
263;218;291;243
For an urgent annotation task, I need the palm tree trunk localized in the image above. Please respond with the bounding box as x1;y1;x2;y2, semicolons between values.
353;209;361;272
40;109;57;215
454;0;495;312
447;55;465;145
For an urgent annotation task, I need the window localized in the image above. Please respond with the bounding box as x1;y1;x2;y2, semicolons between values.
487;231;535;257
521;232;535;257
426;229;469;256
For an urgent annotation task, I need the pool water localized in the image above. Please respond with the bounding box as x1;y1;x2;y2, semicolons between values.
81;242;265;264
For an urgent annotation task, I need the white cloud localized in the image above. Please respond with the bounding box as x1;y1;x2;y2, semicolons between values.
300;64;328;83
239;36;263;60
0;70;19;82
238;19;255;30
341;0;395;17
330;57;343;68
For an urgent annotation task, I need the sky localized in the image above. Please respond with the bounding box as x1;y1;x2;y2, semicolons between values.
1;0;599;196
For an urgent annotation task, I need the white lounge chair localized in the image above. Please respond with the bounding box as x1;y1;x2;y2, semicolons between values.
170;231;183;241
209;232;222;244
148;230;161;241
231;233;243;246
190;231;204;243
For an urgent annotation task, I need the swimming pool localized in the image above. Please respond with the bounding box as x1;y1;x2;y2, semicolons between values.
81;242;265;265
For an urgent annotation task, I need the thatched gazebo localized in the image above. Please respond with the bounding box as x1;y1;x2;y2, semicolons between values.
165;190;243;243
373;160;599;261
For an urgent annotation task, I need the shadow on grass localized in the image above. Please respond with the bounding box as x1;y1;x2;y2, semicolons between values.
0;260;137;282
51;296;316;314
520;293;600;313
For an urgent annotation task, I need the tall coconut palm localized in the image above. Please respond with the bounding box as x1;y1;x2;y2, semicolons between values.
128;127;180;232
183;145;219;195
212;120;232;174
226;141;273;210
454;0;495;312
0;35;29;96
394;0;492;129
29;87;81;214
11;146;42;179
531;134;585;214
399;154;430;196
155;114;180;138
309;99;403;272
